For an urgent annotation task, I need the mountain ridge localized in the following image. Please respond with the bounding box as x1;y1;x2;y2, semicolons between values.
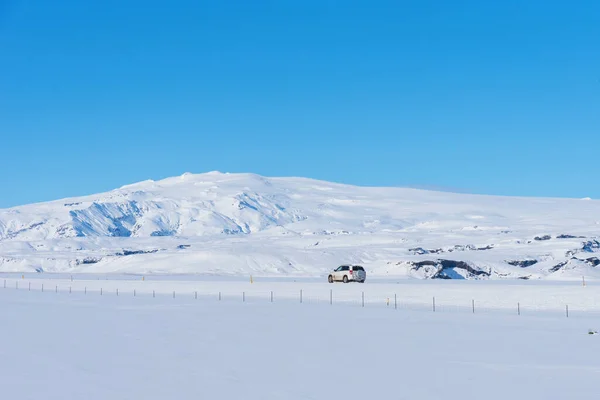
1;171;599;279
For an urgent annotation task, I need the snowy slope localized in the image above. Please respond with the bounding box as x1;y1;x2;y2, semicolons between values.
1;171;599;279
3;288;599;400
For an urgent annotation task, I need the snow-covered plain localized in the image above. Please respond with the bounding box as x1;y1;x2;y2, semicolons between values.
1;171;600;279
1;274;600;315
1;284;599;400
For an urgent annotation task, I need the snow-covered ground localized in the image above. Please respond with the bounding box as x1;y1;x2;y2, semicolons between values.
1;171;600;279
2;274;600;315
1;282;599;400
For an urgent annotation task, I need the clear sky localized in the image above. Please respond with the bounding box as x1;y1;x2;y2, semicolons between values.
1;0;599;208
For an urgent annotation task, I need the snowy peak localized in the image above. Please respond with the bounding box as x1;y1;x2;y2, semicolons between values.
0;172;302;241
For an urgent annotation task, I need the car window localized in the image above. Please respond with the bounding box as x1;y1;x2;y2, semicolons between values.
341;266;349;271
352;266;364;271
334;267;342;272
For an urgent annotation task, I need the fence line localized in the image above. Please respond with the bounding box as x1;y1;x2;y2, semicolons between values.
1;278;597;320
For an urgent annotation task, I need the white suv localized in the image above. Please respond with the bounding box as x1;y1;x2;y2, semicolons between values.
328;265;366;283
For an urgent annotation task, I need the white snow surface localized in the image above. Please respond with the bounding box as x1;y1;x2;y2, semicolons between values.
1;281;599;400
1;171;600;279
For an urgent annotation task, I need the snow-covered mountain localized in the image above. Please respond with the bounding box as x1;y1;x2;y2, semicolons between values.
1;171;599;279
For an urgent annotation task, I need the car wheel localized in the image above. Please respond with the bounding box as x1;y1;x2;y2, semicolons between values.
328;275;333;283
343;275;348;283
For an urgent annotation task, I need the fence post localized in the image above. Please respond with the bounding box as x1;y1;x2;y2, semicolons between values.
101;288;103;296
330;289;332;305
69;286;71;294
55;285;57;293
270;291;273;303
518;302;520;316
219;292;221;301
300;290;303;303
195;291;197;300
362;292;364;308
243;292;245;302
85;287;87;295
134;289;136;297
566;305;569;318
16;281;18;290
3;280;5;289
29;282;31;291
153;290;155;298
173;291;175;299
433;297;436;312
472;299;475;314
116;288;119;296
395;294;397;310
42;284;44;292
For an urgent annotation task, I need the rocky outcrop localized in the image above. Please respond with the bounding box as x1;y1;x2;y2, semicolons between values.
408;244;494;256
409;259;490;279
549;261;568;273
410;260;439;269
507;259;538;268
585;257;600;267
583;240;600;252
409;248;442;255
76;257;102;265
115;249;159;256
436;260;490;279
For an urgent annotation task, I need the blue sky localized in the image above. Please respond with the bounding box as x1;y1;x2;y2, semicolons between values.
1;0;599;207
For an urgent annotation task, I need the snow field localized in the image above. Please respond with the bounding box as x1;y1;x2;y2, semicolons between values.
1;286;599;399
